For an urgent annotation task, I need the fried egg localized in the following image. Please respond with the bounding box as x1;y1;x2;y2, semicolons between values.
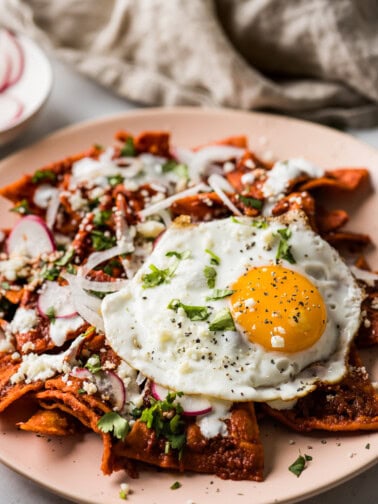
102;211;363;402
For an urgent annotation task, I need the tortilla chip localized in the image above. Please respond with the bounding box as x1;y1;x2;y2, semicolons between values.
262;347;378;432
316;207;349;233
17;408;80;436
114;403;264;481
171;192;231;221
298;168;369;192
356;293;378;347
134;131;170;157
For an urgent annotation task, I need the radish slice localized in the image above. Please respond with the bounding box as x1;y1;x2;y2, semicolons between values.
38;281;77;318
0;53;11;91
0;94;23;131
151;382;212;417
70;366;92;380
0;29;24;87
7;215;56;258
95;370;126;411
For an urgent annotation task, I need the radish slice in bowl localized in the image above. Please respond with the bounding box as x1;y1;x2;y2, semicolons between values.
0;29;24;87
0;95;23;131
70;367;93;380
151;382;212;416
7;215;56;257
38;281;77;319
0;54;11;91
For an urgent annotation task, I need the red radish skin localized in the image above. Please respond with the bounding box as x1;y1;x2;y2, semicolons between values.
0;53;11;91
38;281;77;319
95;371;126;411
7;215;56;258
0;29;24;87
70;367;92;380
0;94;23;131
151;382;212;416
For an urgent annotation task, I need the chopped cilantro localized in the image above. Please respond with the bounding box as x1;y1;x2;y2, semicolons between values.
120;137;136;157
93;209;112;226
93;143;104;150
66;263;77;275
97;411;130;441
10;199;30;215
0;282;10;290
252;220;268;229
142;262;178;289
31;169;57;184
107;174;124;187
90;230;116;251
168;299;210;321
119;487;128;500
46;306;56;324
103;259;122;276
238;195;263;210
206;289;235;301
275;228;296;264
55;248;75;267
137;392;186;459
85;354;102;374
288;453;312;477
162;160;189;180
78;388;86;395
209;308;235;331
42;265;60;281
205;248;220;265
170;481;182;490
230;216;241;223
165;250;191;260
204;265;217;288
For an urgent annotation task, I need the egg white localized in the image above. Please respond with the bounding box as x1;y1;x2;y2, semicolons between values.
102;211;363;402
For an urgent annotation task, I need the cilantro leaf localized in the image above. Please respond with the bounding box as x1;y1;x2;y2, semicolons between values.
46;306;56;324
97;412;130;441
170;481;182;490
120;137;136;157
10;199;30;215
204;265;217;288
31;169;57;184
90;230;116;251
275;228;296;264
162;160;189;180
142;262;178;289
93;209;112;226
209;308;235;331
85;354;102;374
165;250;191;260
238;195;263;210
252;219;268;229
288;454;312;477
55;248;75;267
205;248;220;265
230;216;241;224
42;265;60;281
107;174;124;187
168;299;210;321
206;289;235;301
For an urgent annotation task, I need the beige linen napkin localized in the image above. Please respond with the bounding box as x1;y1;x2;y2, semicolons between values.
2;0;378;127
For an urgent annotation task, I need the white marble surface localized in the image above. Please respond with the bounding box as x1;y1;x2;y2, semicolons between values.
0;58;377;504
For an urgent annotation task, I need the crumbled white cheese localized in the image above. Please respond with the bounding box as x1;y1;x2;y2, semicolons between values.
33;184;57;209
49;316;85;347
0;256;28;281
68;191;88;211
83;381;98;395
136;220;165;239
10;308;39;334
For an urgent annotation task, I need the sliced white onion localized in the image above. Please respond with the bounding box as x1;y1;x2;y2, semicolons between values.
207;174;242;216
189;145;245;182
136;371;147;386
45;188;61;229
61;271;128;293
79;242;133;276
350;266;378;287
151;382;212;417
158;209;172;227
138;183;209;220
71;296;104;332
172;146;195;165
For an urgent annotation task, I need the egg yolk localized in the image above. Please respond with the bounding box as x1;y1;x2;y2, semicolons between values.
230;265;327;353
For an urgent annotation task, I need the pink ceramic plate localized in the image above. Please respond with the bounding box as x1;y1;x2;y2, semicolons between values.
0;108;377;504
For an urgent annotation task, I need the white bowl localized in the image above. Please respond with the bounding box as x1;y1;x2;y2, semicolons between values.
0;32;53;146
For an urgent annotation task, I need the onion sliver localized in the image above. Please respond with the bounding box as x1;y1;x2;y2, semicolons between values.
151;382;212;417
350;266;378;287
62;271;128;293
38;281;77;318
45;188;61;229
80;242;133;276
208;174;242;216
189;145;244;182
139;183;209;220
